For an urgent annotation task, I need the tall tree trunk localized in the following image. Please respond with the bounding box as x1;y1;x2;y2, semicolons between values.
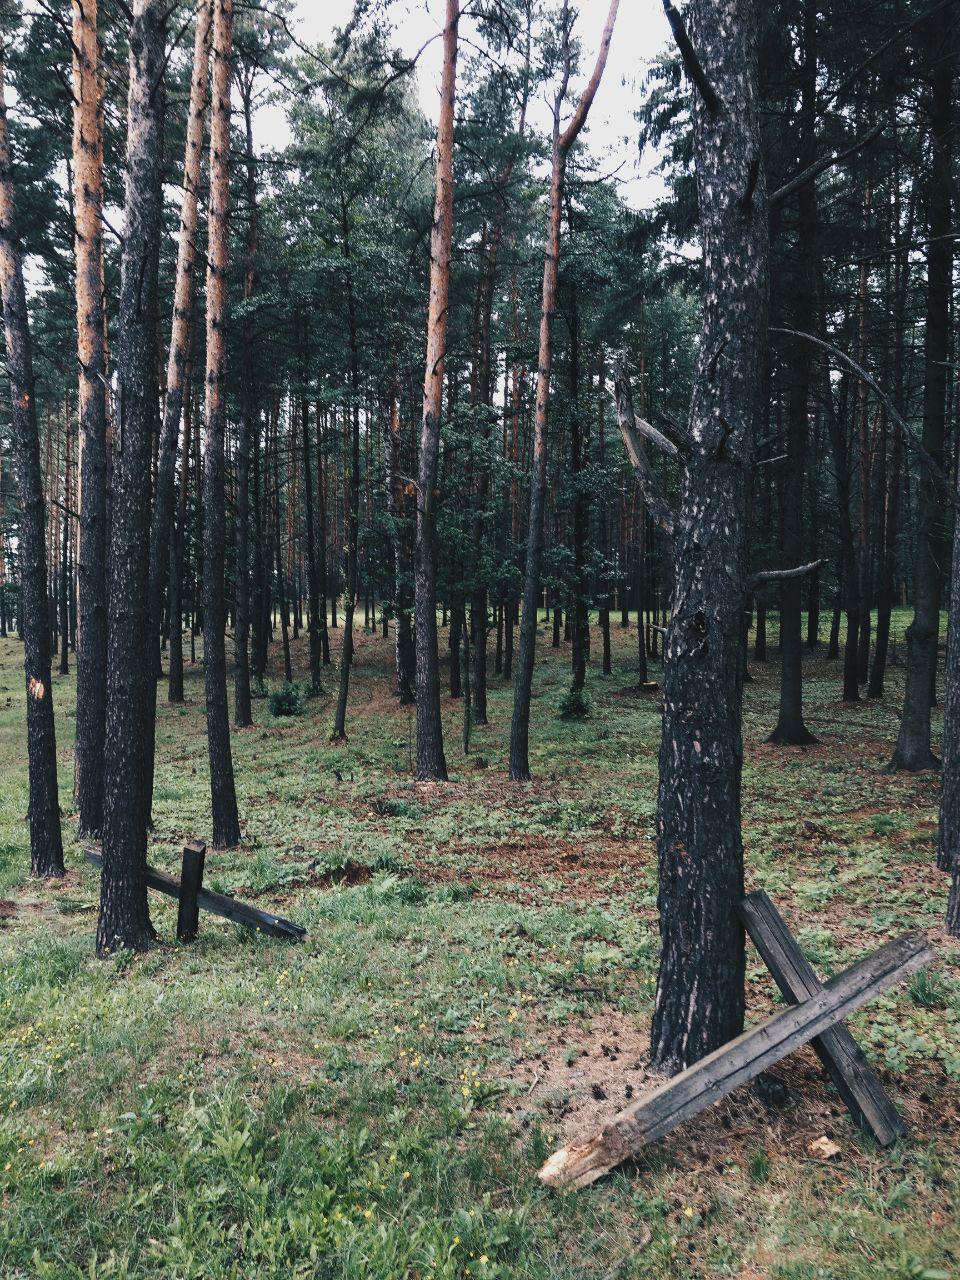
333;207;361;741
889;13;952;770
0;63;65;879
650;0;768;1072
386;377;415;703
71;0;109;837
234;77;259;725
59;405;71;676
413;0;460;779
144;0;212;807
509;0;619;779
299;336;323;695
202;0;241;846
768;0;816;745
869;169;910;698
168;371;192;704
569;287;589;693
96;0;165;951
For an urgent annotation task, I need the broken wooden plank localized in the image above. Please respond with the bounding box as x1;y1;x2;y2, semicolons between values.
176;841;206;943
84;848;306;941
539;930;932;1189
740;890;905;1146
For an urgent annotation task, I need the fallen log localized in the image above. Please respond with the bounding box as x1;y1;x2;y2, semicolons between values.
84;847;306;942
739;890;905;1146
539;930;932;1189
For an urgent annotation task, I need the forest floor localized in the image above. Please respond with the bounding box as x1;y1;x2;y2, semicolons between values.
0;611;958;1279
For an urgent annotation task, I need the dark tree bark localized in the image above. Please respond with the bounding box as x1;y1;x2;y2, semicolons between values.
202;0;241;847
509;0;619;779
888;12;952;771
332;205;361;741
650;0;769;1073
71;0;109;837
0;63;65;879
234;74;259;725
299;344;322;695
768;0;817;745
568;285;589;694
96;0;166;952
386;379;415;703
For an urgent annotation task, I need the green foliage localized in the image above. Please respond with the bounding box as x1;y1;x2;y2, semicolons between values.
558;687;591;720
267;681;307;718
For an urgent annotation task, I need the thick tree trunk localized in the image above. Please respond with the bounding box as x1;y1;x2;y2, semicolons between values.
71;0;109;837
413;0;459;779
202;0;241;847
650;0;768;1073
888;14;952;771
0;64;65;879
509;0;619;779
299;346;322;695
96;0;165;951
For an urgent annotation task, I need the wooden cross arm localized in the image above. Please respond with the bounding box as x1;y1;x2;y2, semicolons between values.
740;891;905;1146
539;930;932;1189
84;847;306;941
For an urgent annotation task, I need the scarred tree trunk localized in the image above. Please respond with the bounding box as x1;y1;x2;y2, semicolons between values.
71;0;109;837
509;0;619;779
650;0;768;1072
202;0;241;847
96;0;165;952
413;0;459;779
888;10;952;772
0;63;65;879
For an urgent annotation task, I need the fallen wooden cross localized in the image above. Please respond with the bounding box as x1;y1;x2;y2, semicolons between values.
739;891;905;1146
85;844;306;942
539;901;933;1190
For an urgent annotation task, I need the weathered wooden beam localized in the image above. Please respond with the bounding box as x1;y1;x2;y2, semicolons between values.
539;931;932;1189
176;840;206;942
84;848;306;941
740;890;906;1146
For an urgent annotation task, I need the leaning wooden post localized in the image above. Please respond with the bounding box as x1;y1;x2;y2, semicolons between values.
177;840;206;942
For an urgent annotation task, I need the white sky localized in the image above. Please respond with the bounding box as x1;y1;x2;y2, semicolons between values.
256;0;674;210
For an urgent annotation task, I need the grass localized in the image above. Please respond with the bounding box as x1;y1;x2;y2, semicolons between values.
0;606;957;1279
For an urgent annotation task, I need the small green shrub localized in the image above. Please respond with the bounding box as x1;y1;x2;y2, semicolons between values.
268;681;306;717
558;687;591;720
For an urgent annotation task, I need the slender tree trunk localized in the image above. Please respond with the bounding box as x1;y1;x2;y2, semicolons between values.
413;0;460;779
202;0;241;847
509;0;619;779
768;0;816;745
168;373;190;703
650;0;768;1072
71;0;109;836
889;13;952;771
299;335;323;695
333;208;361;741
234;79;259;725
59;407;71;676
143;0;212;811
0;64;65;879
386;378;415;703
96;0;165;951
